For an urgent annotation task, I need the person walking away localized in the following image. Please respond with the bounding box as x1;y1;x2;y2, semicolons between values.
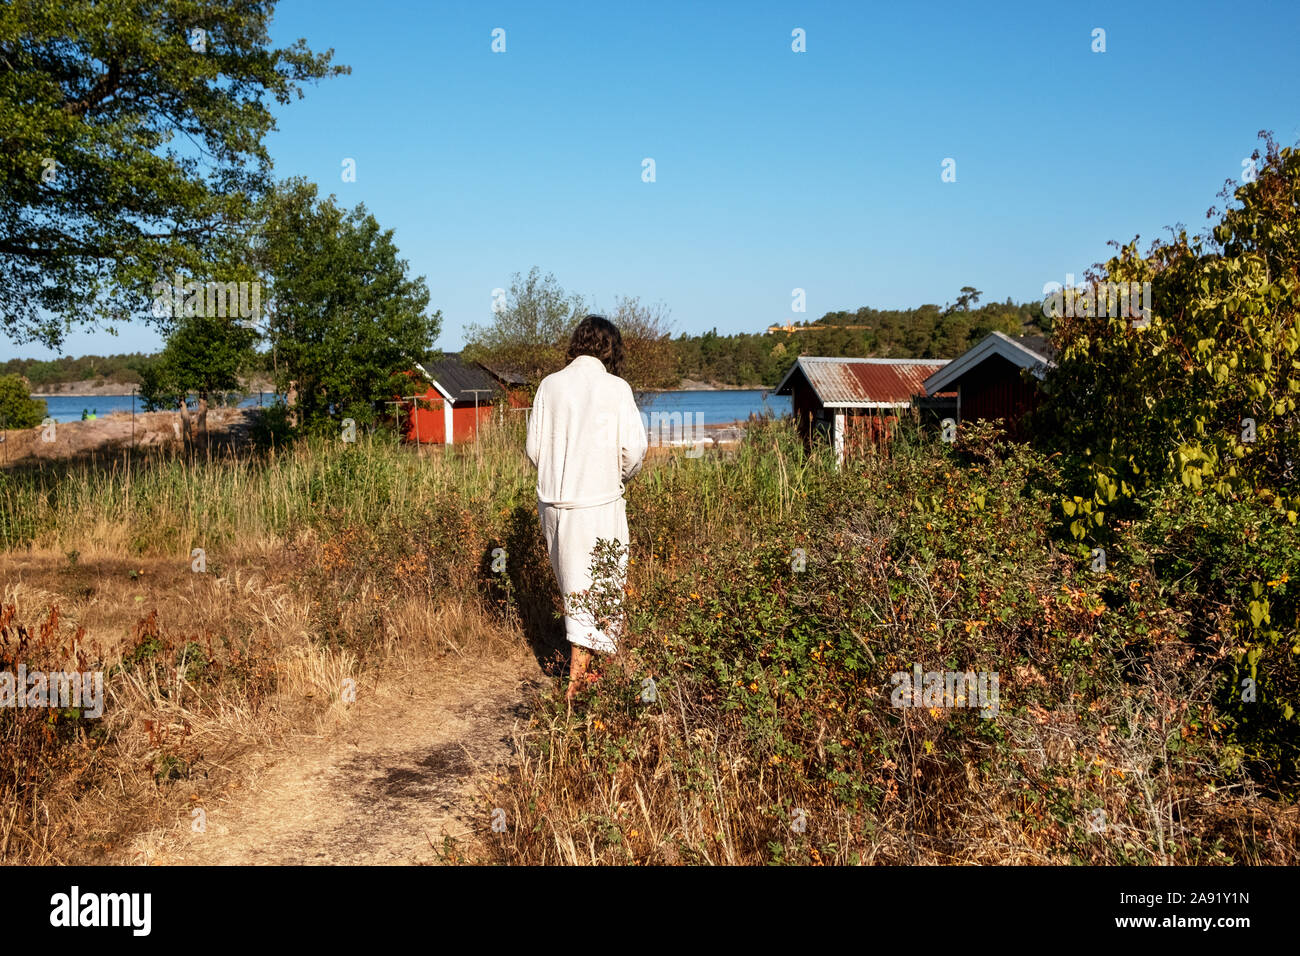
526;315;648;701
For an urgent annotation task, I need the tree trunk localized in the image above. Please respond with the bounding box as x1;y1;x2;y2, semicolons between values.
197;395;209;452
178;396;192;447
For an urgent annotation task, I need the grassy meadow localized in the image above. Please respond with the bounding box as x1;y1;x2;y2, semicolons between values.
0;412;1295;864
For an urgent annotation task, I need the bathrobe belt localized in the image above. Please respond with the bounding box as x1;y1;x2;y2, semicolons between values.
538;487;626;511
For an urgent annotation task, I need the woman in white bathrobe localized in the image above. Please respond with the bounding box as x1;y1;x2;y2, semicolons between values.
526;315;648;699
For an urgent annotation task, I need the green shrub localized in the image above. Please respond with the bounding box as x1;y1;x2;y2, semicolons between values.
1041;133;1299;534
0;373;47;429
248;402;299;448
494;418;1258;865
1038;133;1300;782
1122;485;1299;782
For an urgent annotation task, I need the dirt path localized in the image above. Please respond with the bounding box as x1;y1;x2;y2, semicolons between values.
115;648;547;865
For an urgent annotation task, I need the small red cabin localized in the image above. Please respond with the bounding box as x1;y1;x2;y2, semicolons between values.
396;355;528;444
922;332;1054;440
774;356;954;465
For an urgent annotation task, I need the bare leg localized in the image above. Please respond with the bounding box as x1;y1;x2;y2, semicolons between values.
567;645;592;702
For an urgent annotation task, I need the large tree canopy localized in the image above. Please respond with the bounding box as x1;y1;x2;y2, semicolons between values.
257;178;440;431
0;0;347;348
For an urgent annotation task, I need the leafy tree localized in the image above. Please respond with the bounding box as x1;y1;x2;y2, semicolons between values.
138;313;258;443
0;373;46;429
462;267;586;383
1040;132;1300;765
257;178;439;432
0;0;347;348
951;286;982;312
1043;132;1299;534
610;295;677;389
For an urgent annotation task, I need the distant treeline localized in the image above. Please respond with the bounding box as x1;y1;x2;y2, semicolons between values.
6;296;1048;391
2;352;276;390
674;297;1048;386
1;353;153;387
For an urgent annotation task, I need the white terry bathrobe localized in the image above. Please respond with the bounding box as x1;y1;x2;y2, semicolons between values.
526;354;648;653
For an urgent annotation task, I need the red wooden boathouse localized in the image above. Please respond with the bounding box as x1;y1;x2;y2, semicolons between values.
774;356;954;465
922;331;1054;440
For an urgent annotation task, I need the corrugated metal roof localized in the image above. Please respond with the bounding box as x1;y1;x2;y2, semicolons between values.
775;357;951;408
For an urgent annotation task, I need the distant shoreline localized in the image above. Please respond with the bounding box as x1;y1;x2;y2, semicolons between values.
33;381;773;397
638;381;773;393
32;391;136;398
30;385;138;397
32;383;275;398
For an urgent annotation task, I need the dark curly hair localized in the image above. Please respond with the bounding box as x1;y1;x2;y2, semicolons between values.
567;314;625;376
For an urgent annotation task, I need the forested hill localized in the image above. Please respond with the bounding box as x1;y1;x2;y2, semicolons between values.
1;352;277;392
674;296;1048;387
4;296;1047;391
1;353;153;389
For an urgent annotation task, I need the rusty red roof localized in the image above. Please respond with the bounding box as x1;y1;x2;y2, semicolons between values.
774;357;951;408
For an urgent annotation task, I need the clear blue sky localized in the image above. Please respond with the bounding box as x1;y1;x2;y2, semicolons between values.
6;0;1299;361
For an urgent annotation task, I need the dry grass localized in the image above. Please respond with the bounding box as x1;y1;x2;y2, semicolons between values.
0;503;527;863
3;413;1294;866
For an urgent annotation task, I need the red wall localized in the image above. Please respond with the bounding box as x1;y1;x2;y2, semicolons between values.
959;356;1040;439
400;385;497;444
792;381;820;442
790;378;903;457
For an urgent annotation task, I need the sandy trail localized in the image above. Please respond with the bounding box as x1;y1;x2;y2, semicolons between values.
115;648;547;866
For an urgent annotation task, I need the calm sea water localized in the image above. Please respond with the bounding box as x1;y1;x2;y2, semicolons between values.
635;389;790;426
33;388;791;426
35;393;276;423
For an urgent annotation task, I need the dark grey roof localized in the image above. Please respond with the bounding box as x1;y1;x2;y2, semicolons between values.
923;331;1056;395
477;361;529;386
421;353;502;404
1011;335;1055;361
